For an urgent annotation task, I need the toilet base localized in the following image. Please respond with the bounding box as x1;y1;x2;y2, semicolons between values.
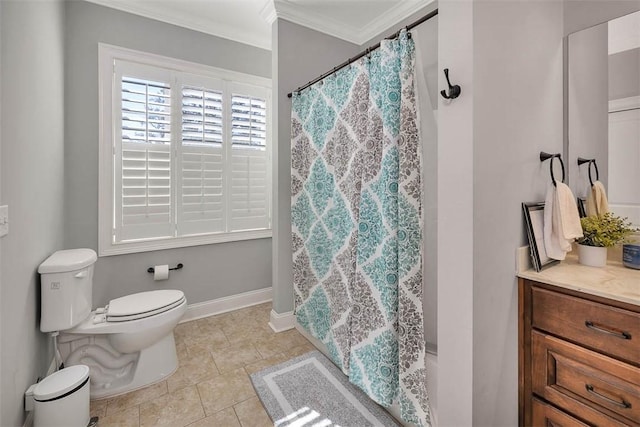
60;333;179;400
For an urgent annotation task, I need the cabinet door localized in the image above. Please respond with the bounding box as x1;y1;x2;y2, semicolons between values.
532;398;589;427
532;331;639;426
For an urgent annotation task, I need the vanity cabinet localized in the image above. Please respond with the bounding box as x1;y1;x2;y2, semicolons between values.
519;278;640;426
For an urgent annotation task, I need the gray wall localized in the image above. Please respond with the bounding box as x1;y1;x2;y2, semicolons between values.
0;1;66;425
64;1;273;307
271;19;360;313
609;47;640;100
472;2;564;425
568;23;609;198
437;1;474;423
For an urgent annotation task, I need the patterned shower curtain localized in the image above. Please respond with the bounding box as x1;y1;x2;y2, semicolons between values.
291;31;430;426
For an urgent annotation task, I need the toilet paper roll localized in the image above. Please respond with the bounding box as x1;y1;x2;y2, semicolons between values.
153;265;169;281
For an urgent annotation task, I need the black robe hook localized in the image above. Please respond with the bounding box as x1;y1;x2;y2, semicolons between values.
440;68;461;100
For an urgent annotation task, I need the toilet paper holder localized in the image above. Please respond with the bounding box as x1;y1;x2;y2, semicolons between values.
147;263;183;274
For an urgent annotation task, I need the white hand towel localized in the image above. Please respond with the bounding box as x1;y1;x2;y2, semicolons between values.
586;181;609;217
544;185;568;260
556;182;584;241
553;188;572;252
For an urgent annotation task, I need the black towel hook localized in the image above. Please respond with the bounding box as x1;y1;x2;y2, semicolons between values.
440;68;461;100
540;152;565;187
577;157;599;187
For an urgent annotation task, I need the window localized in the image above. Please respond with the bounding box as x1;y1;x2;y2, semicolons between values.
99;45;271;255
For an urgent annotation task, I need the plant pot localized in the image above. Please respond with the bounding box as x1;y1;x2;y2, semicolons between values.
578;244;607;267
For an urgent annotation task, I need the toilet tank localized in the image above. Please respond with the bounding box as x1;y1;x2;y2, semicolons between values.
38;249;97;333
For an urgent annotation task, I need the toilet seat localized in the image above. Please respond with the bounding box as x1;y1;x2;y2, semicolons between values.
106;290;186;322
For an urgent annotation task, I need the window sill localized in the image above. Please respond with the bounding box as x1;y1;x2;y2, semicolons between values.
99;229;272;257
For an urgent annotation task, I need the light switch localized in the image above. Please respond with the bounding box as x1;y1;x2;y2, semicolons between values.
0;205;8;237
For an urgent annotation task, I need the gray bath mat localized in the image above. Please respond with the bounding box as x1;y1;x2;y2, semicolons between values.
250;350;400;426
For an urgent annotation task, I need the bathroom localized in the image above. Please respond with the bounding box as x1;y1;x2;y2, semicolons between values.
1;0;638;426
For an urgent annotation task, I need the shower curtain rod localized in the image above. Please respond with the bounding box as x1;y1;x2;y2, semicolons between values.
287;8;438;98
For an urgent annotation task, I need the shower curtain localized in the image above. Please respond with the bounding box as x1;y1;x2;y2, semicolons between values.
291;31;430;426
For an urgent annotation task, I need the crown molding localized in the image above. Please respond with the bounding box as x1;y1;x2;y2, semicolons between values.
82;0;436;52
260;0;277;25
272;0;435;46
84;0;272;50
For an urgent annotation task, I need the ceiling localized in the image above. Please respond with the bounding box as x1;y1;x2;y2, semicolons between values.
84;0;432;50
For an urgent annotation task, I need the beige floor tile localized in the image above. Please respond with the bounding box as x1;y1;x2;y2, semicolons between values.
187;407;242;427
211;341;262;373
174;321;200;344
168;351;219;393
90;398;108;419
198;311;240;330
105;381;168;416
234;397;272;427
243;353;289;376
176;342;190;363
100;304;316;426
282;342;316;359
139;386;205;427
184;322;230;349
222;322;276;345
254;330;310;359
197;368;256;415
97;406;140;427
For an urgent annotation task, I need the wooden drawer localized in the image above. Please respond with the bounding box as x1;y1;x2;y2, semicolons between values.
532;398;589;427
532;330;640;426
531;286;640;365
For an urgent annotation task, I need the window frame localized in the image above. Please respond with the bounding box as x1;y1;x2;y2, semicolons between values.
98;44;272;256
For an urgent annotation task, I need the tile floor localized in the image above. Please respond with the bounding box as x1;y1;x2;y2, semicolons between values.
90;302;315;427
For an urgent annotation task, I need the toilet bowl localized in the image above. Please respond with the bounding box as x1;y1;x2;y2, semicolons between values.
39;249;187;399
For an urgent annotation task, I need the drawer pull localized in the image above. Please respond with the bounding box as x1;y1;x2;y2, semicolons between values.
585;384;632;409
584;321;632;340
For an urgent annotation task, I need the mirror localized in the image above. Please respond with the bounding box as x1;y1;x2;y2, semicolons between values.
567;10;640;226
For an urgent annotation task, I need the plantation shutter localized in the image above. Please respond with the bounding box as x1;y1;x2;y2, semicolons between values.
114;62;174;242
178;78;226;236
229;83;270;231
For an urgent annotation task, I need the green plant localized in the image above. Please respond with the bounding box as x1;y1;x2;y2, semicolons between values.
577;213;638;247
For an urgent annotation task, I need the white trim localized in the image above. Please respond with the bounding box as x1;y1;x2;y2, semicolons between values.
100;229;272;257
86;0;437;50
268;309;295;332
98;44;272;257
273;0;435;46
99;44;271;88
180;287;272;322
260;0;277;25
609;96;640;113
84;0;272;50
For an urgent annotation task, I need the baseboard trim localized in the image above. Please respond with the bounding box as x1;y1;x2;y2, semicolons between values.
180;287;272;322
268;309;295;332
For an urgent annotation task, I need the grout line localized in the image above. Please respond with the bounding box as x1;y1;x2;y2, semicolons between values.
194;382;207;423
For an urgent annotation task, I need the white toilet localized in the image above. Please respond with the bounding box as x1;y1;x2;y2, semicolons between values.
38;248;187;399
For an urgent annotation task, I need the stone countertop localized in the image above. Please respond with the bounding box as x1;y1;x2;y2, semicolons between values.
518;255;640;307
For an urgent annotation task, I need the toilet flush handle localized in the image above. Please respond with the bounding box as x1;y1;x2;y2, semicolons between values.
74;270;88;278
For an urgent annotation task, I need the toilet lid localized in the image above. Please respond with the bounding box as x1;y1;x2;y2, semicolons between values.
33;365;90;402
106;290;185;322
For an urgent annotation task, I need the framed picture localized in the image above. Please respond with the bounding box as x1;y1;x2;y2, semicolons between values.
577;197;587;218
522;202;560;272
